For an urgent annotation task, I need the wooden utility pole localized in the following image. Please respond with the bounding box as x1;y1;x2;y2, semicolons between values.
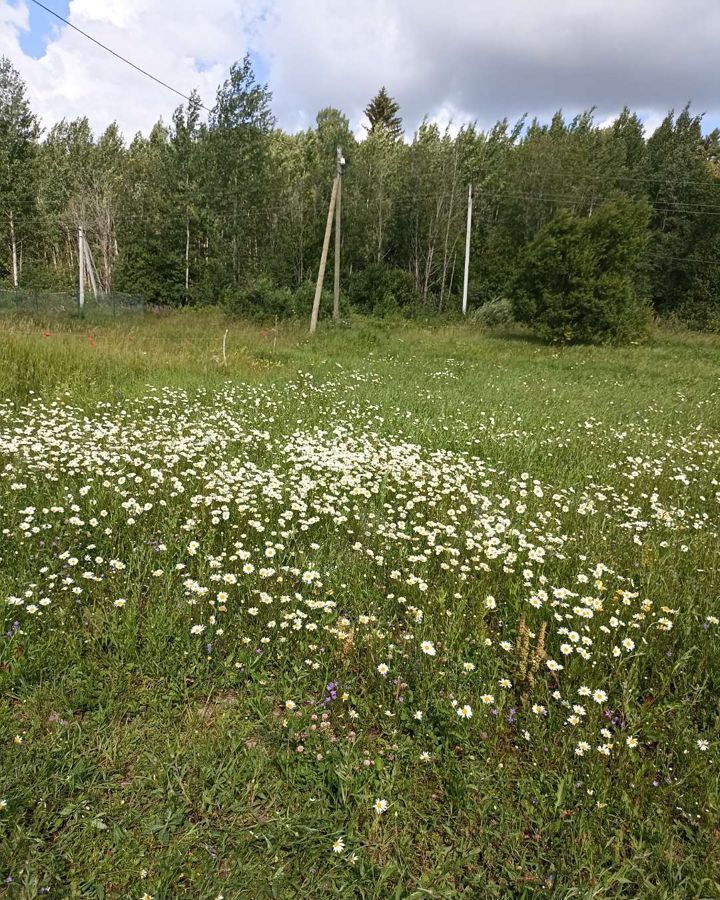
462;183;472;316
309;168;339;334
333;146;344;320
78;225;85;312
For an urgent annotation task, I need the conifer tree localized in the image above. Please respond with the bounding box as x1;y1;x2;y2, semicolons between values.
364;87;403;141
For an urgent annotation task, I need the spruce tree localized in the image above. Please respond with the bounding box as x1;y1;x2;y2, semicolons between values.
364;87;403;141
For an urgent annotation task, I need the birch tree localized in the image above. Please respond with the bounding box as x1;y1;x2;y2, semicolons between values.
0;57;40;287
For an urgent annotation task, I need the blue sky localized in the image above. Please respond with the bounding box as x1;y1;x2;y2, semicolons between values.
16;0;69;58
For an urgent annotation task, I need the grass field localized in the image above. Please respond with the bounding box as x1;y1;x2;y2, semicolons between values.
1;311;719;899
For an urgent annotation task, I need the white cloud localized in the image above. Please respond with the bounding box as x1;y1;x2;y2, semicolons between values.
0;0;263;138
256;0;720;135
1;0;719;140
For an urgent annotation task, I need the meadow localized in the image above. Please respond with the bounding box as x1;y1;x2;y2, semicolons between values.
0;311;719;899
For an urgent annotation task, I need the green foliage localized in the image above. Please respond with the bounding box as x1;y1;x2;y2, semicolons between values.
203;55;275;290
469;296;515;327
347;263;418;315
513;199;652;343
364;86;403;141
223;276;296;319
0;56;41;286
672;229;720;332
645;106;720;325
222;276;332;321
3;55;720;332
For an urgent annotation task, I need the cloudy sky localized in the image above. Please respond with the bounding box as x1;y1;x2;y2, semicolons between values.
1;0;719;140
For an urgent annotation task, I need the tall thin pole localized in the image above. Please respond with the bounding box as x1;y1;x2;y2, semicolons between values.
462;183;472;316
333;146;343;321
9;212;18;288
83;237;98;299
78;225;85;312
185;216;190;293
310;173;339;334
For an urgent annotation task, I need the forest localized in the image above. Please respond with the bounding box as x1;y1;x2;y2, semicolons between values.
1;54;720;341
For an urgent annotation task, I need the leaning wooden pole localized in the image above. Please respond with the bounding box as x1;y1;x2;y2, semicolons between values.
309;175;339;334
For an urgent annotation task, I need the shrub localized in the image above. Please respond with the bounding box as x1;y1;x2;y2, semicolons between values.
223;277;343;322
671;232;720;332
347;263;419;316
223;277;298;320
469;296;515;327
293;280;337;322
513;198;652;344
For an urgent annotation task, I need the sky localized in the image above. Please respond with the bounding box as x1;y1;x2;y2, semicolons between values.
1;0;719;141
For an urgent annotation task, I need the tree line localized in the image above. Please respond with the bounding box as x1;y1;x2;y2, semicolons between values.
1;54;719;340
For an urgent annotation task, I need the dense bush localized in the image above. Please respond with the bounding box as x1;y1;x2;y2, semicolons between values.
347;263;419;316
513;199;652;344
223;277;335;321
670;232;720;333
469;296;515;327
223;277;295;319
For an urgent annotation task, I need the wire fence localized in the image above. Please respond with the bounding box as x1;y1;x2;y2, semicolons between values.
0;288;147;317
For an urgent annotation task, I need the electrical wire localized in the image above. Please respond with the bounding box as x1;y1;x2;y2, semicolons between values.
5;185;720;220
27;0;210;112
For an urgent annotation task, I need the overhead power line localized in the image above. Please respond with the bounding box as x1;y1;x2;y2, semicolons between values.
7;180;720;217
28;0;210;112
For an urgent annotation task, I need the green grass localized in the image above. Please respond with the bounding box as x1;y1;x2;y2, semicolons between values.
0;311;719;898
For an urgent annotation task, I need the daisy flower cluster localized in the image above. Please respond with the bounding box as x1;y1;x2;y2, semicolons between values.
0;373;717;775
